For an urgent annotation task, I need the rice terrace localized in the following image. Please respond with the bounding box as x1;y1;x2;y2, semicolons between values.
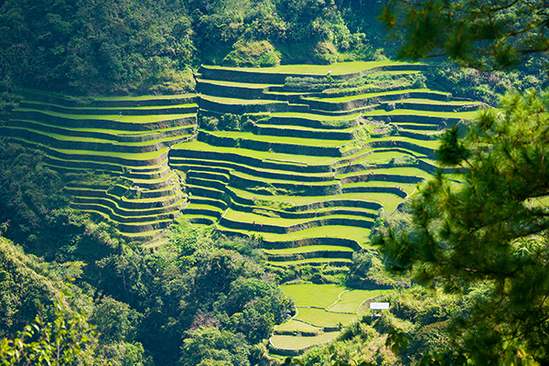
1;60;483;354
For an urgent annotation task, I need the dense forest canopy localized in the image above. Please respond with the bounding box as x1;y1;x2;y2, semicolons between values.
2;0;549;365
0;0;384;96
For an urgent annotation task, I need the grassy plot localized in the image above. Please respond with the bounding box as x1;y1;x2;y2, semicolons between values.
204;60;424;75
271;112;361;121
391;98;482;106
172;140;340;166
348;150;416;164
328;289;392;313
200;95;284;105
268;258;353;266
218;220;370;247
206;130;350;147
337;165;430;178
305;88;442;103
223;209;369;227
295;307;357;327
9;137;169;161
255;123;360;133
22;100;198;111
263;245;354;255
270;333;339;350
227;187;383;207
281;284;346;307
343;180;418;195
16;108;195;123
93;94;197;101
363;108;477;120
275;319;322;334
374;135;442;149
229;169;337;187
13;119;194;137
198;79;279;88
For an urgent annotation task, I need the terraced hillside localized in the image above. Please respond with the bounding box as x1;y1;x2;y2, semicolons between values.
270;283;391;355
171;61;481;266
1;92;198;240
3;61;481;250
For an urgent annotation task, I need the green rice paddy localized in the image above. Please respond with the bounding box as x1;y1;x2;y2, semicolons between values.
203;60;424;75
263;245;354;255
275;319;322;334
270;333;339;350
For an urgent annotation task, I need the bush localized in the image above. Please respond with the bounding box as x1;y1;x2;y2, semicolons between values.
222;40;281;67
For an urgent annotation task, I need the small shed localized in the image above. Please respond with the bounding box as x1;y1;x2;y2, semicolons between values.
370;302;390;317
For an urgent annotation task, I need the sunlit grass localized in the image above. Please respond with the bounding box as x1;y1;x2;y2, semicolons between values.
203;60;425;75
270;332;339;350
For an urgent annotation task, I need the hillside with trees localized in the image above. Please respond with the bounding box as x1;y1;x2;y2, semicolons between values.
1;0;549;365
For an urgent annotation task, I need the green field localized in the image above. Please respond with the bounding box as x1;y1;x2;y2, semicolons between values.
270;332;339;350
275;319;323;334
295;307;358;327
281;284;348;307
204;60;424;75
328;289;392;313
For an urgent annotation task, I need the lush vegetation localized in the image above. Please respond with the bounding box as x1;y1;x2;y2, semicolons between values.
0;0;390;98
0;139;297;365
3;0;549;365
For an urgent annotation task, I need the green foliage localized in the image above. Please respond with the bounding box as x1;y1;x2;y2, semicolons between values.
373;89;549;363
347;249;410;289
0;0;386;95
0;296;98;366
423;62;547;106
223;40;281;67
179;327;250;366
0;0;197;95
380;0;549;71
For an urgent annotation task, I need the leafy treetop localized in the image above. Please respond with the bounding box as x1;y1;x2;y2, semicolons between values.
380;0;549;71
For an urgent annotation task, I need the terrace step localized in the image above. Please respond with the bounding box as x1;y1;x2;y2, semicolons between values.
197;130;350;157
198;63;429;85
19;101;198;116
11;109;197;131
225;186;383;212
189;197;228;210
216;224;368;250
267;257;353;266
6;137;171;167
1;126;192;154
264;245;354;262
187;176;228;192
187;184;225;200
266;113;361;130
398;130;443;141
254;124;356;140
186;170;230;184
228;170;341;197
198;95;291;114
196;78;274;99
302;89;451;112
227;199;378;220
8;119;195;143
22;90;198;108
69;194;187;217
170;141;336;173
379;99;482;113
173;160;335;183
394;122;439;131
220;209;374;235
71;202;180;223
182;203;224;219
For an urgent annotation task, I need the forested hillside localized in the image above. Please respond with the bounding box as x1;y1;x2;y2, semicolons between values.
0;0;382;97
2;0;549;365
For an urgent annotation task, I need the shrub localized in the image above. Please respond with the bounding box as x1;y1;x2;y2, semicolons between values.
222;40;281;67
